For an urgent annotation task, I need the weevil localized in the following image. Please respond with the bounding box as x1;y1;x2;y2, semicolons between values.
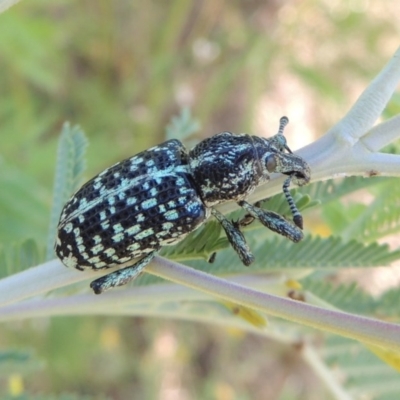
55;116;310;294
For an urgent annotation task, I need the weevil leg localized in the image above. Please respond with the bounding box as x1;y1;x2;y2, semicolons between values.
211;208;255;266
282;175;303;229
238;200;303;243
238;200;266;228
90;251;157;294
208;252;217;264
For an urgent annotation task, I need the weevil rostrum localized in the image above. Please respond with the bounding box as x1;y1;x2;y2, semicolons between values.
55;116;311;294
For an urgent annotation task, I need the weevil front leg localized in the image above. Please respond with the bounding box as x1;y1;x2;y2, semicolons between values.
237;200;303;243
90;251;158;294
211;208;255;266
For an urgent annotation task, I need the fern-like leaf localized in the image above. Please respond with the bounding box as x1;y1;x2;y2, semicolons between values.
341;179;400;241
303;176;391;205
308;177;400;242
0;239;41;278
0;160;49;244
160;220;225;261
376;287;400;318
45;123;88;260
190;234;400;274
323;335;400;398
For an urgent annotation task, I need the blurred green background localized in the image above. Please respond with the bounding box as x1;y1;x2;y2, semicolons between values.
0;1;399;399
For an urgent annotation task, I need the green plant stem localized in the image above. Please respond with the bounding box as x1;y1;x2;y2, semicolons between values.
0;259;85;307
0;257;399;352
146;257;400;351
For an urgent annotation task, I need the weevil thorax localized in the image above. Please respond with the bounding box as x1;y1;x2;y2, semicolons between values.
189;132;277;207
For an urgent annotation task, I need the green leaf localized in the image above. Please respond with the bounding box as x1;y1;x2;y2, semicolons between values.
45;123;88;260
191;234;400;274
0;239;42;278
0;159;49;245
342;179;400;241
322;202;366;234
160;220;224;261
323;335;400;398
304;177;400;242
303;176;391;205
376;287;400;318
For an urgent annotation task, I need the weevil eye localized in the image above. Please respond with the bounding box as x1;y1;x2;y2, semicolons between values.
266;155;277;172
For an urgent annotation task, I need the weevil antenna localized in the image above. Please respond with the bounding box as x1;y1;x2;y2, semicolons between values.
278;116;289;136
277;116;292;153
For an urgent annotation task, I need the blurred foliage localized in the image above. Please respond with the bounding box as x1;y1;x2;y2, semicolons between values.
1;0;400;399
45;123;87;259
323;336;400;400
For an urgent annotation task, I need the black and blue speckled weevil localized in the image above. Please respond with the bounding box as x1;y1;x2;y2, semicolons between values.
55;116;310;294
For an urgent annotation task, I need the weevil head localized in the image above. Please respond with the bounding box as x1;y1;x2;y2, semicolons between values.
262;116;310;187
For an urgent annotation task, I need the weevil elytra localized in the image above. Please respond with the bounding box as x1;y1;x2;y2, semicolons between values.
55;116;310;294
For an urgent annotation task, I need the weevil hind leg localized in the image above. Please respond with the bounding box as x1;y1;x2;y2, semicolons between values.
238;200;303;243
208;252;217;263
90;251;157;294
211;208;254;266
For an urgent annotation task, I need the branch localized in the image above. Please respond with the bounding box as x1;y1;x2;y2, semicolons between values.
1;257;400;352
219;46;400;214
0;0;21;13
